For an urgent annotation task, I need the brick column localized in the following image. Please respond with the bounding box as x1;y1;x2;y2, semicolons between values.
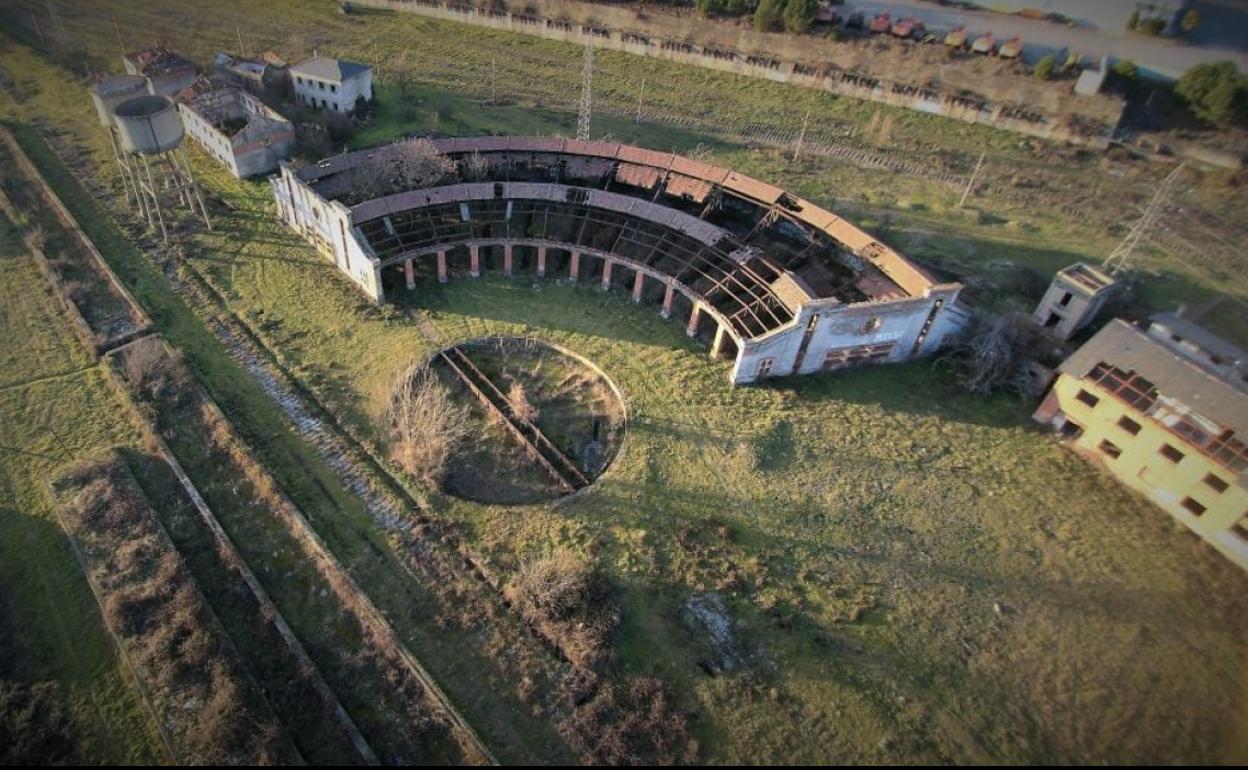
570;250;580;280
503;243;513;276
661;284;674;319
687;302;702;337
710;323;727;360
404;258;415;290
437;250;447;283
632;270;644;303
469;244;480;277
600;259;613;290
536;246;547;277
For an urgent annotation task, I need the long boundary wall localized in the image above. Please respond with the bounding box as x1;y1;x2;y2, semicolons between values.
353;0;1124;148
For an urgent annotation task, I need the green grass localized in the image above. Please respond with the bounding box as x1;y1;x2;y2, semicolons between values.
0;4;1245;764
0;217;163;764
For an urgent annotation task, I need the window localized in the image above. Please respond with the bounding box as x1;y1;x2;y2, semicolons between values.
823;343;895;370
1075;389;1100;408
1117;415;1141;435
1159;444;1184;464
1203;473;1230;494
1098;439;1122;459
1059;419;1083;439
1086;363;1158;412
1058;291;1073;307
757;358;774;378
330;83;337;93
318;80;325;90
1180;497;1206;516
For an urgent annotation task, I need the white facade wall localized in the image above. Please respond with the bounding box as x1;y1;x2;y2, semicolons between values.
291;70;372;114
272;163;382;300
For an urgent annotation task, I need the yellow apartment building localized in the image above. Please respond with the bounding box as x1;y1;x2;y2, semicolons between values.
1034;315;1248;570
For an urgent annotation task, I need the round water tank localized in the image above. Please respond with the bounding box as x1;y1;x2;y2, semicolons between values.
88;75;147;128
112;95;184;155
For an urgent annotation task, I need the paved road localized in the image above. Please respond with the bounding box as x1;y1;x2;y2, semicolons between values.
840;0;1248;78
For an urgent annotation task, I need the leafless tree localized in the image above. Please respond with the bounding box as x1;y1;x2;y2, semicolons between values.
952;313;1040;396
461;150;489;181
385;363;470;484
121;336;171;400
505;381;539;424
343;138;455;203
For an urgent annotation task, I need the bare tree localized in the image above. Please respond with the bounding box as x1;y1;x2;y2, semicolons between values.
951;313;1041;396
342;138;455;204
461;150;489;182
385;363;470;484
121;336;171;400
505;381;538;424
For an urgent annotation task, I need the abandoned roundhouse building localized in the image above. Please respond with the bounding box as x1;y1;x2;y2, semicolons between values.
175;75;295;178
272;137;970;384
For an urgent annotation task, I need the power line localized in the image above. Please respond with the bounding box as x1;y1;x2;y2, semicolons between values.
1102;163;1185;275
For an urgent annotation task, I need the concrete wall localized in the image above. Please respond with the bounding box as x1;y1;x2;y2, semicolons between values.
731;286;963;383
179;90;295;178
1036;373;1248;570
353;0;1123;147
272;164;382;300
293;70;373;113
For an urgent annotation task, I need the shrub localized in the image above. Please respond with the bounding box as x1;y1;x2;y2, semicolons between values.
753;0;784;32
559;676;698;765
1175;61;1246;127
782;0;818;33
1034;55;1056;80
385;364;470;484
1111;58;1138;83
948;313;1044;396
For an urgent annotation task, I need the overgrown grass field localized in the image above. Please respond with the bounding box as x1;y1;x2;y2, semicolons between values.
0;0;1245;764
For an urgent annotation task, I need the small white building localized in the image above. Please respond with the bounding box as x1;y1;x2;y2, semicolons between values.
289;56;372;114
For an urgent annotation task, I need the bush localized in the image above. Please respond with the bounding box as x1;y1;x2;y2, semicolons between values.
507;550;616;669
1111;58;1138;83
1175;61;1246;127
753;0;784;32
386;364;470;484
559;676;698;765
782;0;818;33
1034;55;1056;80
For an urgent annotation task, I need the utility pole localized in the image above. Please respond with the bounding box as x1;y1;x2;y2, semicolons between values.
110;15;124;53
792;109;811;161
490;55;497;105
47;1;67;45
577;39;593;141
31;10;45;47
1102;163;1185;275
634;76;645;123
958;151;985;208
237;24;246;56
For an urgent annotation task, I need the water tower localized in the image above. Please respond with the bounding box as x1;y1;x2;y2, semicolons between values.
88;74;146;210
109;94;211;240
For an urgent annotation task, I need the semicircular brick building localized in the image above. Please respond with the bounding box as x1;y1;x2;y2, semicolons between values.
272;136;972;384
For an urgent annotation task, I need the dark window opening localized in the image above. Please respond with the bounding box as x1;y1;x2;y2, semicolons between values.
1098;439;1122;459
1159;444;1185;464
1118;415;1142;435
1075;389;1100;408
1203;474;1229;494
1180;497;1206;516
